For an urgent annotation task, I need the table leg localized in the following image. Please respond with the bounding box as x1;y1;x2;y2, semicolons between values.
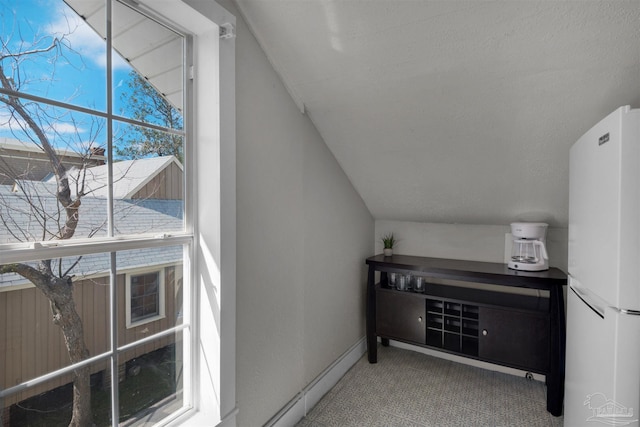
366;265;377;363
547;284;566;416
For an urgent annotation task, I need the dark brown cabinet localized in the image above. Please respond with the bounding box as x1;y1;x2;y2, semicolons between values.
376;283;549;371
365;254;566;417
479;306;549;373
376;289;426;344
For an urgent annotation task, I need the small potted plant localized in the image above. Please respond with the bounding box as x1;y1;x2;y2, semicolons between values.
381;233;396;257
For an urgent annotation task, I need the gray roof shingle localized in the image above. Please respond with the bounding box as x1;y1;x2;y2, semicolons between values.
0;156;184;289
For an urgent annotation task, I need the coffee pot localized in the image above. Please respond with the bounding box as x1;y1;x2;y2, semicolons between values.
508;222;549;271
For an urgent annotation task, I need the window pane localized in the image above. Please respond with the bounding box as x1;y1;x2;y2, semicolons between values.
112;121;184;236
0;97;108;244
114;120;184;164
0;253;112;384
117;333;184;425
1;354;111;426
0;171;111;243
0;0;107;111
118;332;183;425
112;0;184;127
0;97;107;174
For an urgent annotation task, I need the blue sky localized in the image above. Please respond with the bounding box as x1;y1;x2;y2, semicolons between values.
0;0;139;148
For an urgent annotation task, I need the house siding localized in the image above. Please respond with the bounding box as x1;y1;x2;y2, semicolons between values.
132;162;184;200
0;145;104;185
0;265;181;406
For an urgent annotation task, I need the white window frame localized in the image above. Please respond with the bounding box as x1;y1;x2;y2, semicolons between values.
137;1;237;426
0;1;237;426
159;1;237;426
125;267;167;328
0;1;211;426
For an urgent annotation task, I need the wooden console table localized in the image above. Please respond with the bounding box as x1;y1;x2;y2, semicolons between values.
365;254;567;416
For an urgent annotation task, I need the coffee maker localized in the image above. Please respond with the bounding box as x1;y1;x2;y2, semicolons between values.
508;222;549;271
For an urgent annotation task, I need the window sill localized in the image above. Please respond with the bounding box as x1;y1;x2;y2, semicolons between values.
127;314;167;329
167;406;238;427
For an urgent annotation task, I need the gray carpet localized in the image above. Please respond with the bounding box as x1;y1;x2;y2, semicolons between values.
296;345;564;426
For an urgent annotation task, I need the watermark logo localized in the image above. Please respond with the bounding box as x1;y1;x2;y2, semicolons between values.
584;392;638;426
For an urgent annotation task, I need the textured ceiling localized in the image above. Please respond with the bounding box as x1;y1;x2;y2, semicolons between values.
234;0;640;227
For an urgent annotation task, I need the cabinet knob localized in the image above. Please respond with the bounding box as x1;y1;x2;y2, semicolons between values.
482;329;488;336
418;316;423;323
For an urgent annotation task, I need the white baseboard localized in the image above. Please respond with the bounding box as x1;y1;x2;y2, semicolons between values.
265;337;367;427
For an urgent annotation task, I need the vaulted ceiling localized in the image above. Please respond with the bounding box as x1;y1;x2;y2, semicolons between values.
234;0;640;227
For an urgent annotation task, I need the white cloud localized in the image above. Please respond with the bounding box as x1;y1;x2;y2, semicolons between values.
0;110;84;136
0;110;27;131
46;121;83;134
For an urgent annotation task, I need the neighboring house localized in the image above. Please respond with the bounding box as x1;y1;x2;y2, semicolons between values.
43;155;184;201
0;138;105;185
0;152;184;407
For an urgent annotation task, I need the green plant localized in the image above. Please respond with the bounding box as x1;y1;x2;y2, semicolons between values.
381;233;396;249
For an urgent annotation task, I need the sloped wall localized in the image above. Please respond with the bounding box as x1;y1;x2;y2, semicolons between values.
219;1;374;425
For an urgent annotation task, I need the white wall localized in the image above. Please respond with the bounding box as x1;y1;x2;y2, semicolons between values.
375;220;568;272
217;1;374;425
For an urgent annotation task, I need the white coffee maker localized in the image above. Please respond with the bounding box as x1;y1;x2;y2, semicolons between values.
508;222;549;271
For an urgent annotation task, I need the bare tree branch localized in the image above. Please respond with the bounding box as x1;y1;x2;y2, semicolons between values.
0;37;60;61
0;262;47;284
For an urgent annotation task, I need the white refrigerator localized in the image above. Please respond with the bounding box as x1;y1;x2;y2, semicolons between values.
565;105;640;426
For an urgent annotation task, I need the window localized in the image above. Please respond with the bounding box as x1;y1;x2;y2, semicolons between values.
0;1;199;425
126;268;166;327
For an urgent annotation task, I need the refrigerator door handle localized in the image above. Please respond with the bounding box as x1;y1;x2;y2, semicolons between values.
568;275;606;318
569;275;640;316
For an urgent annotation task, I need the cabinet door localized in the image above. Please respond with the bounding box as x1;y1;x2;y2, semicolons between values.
479;307;549;373
376;290;426;344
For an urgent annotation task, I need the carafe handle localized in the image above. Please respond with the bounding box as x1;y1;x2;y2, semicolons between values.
534;241;548;260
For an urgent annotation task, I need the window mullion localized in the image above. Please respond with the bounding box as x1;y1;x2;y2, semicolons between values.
106;1;119;426
0;234;192;264
106;1;114;241
109;251;119;427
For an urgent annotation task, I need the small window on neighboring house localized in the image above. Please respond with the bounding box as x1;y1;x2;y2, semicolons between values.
126;269;166;327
